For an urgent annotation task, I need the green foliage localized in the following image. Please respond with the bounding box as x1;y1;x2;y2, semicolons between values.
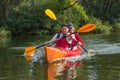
115;22;120;29
0;26;11;37
81;0;120;24
6;0;48;36
112;18;120;32
0;0;119;36
49;0;89;30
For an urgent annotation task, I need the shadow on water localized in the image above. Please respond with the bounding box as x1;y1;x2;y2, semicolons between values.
0;33;120;80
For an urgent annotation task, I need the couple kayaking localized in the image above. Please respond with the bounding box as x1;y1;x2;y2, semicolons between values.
47;23;84;50
24;8;96;62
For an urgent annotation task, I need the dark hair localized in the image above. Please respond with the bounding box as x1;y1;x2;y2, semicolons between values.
61;24;68;27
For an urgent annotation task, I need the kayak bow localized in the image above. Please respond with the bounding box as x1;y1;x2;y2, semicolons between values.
45;46;82;63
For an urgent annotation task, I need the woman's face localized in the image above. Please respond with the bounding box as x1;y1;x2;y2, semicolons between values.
69;27;75;33
61;26;69;34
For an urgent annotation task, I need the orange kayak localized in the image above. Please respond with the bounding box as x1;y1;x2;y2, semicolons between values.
45;46;82;63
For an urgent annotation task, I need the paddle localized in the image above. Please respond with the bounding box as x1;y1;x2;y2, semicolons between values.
77;24;96;53
24;24;96;56
77;24;96;33
45;9;96;33
45;9;62;25
45;8;96;53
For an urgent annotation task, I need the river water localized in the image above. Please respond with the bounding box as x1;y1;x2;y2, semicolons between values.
0;33;120;80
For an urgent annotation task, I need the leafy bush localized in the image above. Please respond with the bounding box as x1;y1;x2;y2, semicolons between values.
0;26;11;37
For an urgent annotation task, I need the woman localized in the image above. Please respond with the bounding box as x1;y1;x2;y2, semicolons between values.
67;23;85;50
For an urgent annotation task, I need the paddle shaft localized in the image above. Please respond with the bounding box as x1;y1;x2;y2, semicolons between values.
56;20;62;26
73;38;88;53
25;32;88;55
36;32;88;53
36;33;75;49
79;45;88;53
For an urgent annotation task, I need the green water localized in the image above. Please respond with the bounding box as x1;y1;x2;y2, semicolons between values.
0;33;120;80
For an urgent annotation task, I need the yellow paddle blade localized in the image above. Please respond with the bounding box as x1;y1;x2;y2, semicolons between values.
77;24;96;33
45;9;57;21
24;46;36;56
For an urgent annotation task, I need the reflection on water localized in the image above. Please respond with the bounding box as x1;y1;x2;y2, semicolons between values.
47;60;81;80
27;59;81;80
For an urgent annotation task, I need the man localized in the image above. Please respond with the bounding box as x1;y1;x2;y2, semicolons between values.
49;24;71;49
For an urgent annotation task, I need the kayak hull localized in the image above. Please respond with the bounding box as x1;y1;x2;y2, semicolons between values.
45;46;82;63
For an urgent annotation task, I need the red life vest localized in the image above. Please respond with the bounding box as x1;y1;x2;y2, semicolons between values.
74;33;84;46
66;33;85;50
55;36;69;49
55;32;84;50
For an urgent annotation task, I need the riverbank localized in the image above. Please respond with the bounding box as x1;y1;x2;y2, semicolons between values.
0;26;120;37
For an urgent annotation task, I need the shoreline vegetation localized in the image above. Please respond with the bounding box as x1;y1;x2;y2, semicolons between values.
0;28;11;38
0;0;119;37
1;24;119;38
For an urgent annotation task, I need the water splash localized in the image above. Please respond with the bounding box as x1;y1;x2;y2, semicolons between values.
32;49;45;63
88;43;120;54
50;50;97;64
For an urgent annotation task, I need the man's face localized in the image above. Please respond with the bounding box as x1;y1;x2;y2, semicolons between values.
61;26;69;34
